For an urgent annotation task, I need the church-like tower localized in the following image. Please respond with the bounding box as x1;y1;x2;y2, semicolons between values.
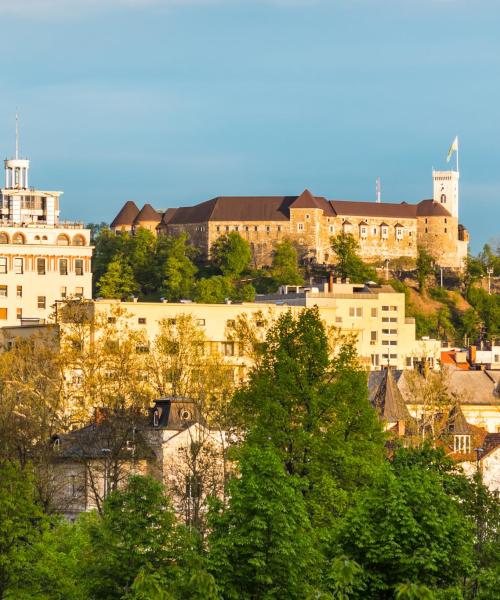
432;170;459;219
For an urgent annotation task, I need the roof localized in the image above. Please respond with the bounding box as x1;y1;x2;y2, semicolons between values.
288;189;335;215
481;433;500;458
329;200;417;219
133;203;162;225
416;199;452;217
150;397;203;430
370;368;414;422
445;369;500;405
161;208;178;225
169;196;299;224
446;404;471;434
110;200;139;227
441;350;470;370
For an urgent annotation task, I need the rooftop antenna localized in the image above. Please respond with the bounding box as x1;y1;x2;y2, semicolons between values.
376;177;381;203
15;112;19;159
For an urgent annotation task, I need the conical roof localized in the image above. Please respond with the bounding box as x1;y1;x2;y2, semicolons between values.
289;189;319;209
133;203;162;225
447;404;471;435
372;368;413;423
110;200;139;227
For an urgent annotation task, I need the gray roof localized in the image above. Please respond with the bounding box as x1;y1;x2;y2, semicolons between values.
369;368;413;422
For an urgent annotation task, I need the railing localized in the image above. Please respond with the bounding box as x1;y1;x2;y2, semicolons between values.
0;220;85;229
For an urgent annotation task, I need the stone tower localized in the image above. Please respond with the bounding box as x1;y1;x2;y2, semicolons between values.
432;170;459;219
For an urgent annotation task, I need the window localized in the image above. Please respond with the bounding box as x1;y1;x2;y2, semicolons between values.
277;225;282;232
222;342;235;356
16;286;22;297
185;474;202;499
14;257;23;274
0;308;7;320
75;259;84;276
16;308;22;319
396;228;403;240
254;225;258;231
390;353;397;359
391;306;397;311
382;305;389;311
266;225;270;233
453;435;470;454
335;316;342;323
381;227;388;239
372;227;377;235
37;296;46;309
360;226;367;238
371;308;377;317
244;225;249;231
329;225;335;234
12;232;25;244
69;474;79;498
0;257;6;274
72;235;85;246
370;331;377;344
153;409;159;427
305;214;310;220
425;227;428;233
0;284;7;297
0;232;8;244
136;345;150;353
75;287;83;298
225;225;230;231
56;234;70;246
59;259;68;275
196;318;205;326
37;258;46;275
406;357;413;367
234;226;239;231
60;286;67;299
297;223;304;231
444;228;448;233
371;354;380;367
216;226;220;232
138;317;147;324
444;218;447;224
440;194;446;203
256;320;264;328
107;317;116;324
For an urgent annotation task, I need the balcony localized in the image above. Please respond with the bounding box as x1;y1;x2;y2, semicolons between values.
0;220;85;229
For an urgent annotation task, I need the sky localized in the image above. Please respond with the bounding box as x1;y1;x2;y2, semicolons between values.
0;0;499;252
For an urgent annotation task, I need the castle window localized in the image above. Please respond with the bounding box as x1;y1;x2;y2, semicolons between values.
425;228;428;233
254;226;258;231
266;226;270;233
444;218;447;224
234;226;239;231
372;228;377;235
305;214;310;220
425;218;428;224
225;226;230;231
245;226;249;231
395;228;403;240
298;223;304;232
216;226;220;232
329;225;335;234
441;194;446;203
360;226;367;238
381;227;388;239
277;225;282;232
444;228;448;233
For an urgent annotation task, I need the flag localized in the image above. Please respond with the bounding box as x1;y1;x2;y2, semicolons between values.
446;136;458;162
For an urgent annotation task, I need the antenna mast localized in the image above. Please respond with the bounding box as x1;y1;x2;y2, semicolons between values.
376;177;381;203
15;112;19;159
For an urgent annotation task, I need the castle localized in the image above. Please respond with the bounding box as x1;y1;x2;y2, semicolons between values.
110;170;469;269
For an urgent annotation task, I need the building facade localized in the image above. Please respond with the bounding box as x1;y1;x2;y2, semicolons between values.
0;151;92;326
111;171;469;269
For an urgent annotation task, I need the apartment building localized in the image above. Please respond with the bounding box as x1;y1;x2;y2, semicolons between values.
0;150;92;326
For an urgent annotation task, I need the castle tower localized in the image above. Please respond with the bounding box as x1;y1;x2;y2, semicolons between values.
432;170;459;219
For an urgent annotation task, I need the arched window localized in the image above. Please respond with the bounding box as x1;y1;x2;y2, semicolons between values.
0;232;9;244
441;194;446;203
34;235;41;241
12;232;25;244
72;235;85;246
56;234;70;246
42;235;48;241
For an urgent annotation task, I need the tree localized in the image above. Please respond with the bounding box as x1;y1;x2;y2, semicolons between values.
416;247;434;293
194;276;235;304
157;234;198;301
338;448;474;596
83;475;196;600
97;257;139;299
211;233;252;279
231;307;385;542
271;239;303;286
331;232;377;283
0;461;46;597
208;445;320;600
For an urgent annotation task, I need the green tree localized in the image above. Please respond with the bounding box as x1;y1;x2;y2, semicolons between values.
339;446;474;597
92;227;128;288
416;247;434;293
156;234;198;301
331;232;377;283
208;445;320;600
231;308;385;540
211;233;252;278
194;276;235;303
97;257;139;299
126;227;157;294
0;461;46;597
271;239;303;286
83;475;194;600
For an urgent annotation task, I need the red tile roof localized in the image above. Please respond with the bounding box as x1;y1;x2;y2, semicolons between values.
416;199;452;217
329;200;417;218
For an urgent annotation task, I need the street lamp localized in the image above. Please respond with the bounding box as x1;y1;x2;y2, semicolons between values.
487;267;493;295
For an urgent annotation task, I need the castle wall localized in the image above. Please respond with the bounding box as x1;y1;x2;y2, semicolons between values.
417;215;461;268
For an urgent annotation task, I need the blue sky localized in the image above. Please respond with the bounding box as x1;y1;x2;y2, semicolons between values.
1;0;499;252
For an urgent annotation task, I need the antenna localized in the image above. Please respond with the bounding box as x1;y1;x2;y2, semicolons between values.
15;112;19;159
376;177;381;203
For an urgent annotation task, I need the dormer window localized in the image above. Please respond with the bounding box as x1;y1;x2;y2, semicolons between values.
453;434;470;453
359;225;368;239
395;227;403;240
381;226;388;239
153;409;159;427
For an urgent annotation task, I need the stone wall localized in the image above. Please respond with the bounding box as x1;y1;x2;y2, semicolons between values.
417;215;460;268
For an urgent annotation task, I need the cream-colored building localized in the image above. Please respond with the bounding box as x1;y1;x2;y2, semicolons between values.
0;149;92;326
51;281;440;373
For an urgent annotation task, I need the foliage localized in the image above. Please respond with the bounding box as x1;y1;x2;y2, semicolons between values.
466;285;500;339
194;275;235;303
208;445;320;599
211;232;252;278
156;233;198;301
416;247;434;292
330;232;377;282
270;239;303;286
0;461;47;597
97;257;139;299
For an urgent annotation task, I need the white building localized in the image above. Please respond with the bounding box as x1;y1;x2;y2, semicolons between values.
0;145;92;326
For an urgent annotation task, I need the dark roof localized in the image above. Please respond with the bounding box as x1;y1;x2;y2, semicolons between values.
447;404;472;435
416;199;451;217
370;368;413;423
329;200;417;219
161;208;178;225
150;397;202;429
288;189;336;215
110;200;140;228
133;203;162;225
481;433;500;458
169;196;299;224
